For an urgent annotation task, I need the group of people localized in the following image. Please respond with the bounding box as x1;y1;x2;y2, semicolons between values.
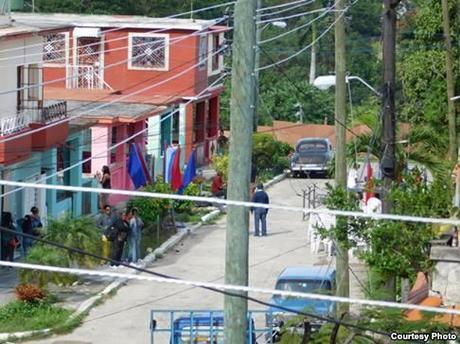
96;205;144;266
0;207;43;265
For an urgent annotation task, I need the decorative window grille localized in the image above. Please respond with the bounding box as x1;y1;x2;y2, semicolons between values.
129;34;168;70
77;37;100;65
198;35;207;70
43;33;66;64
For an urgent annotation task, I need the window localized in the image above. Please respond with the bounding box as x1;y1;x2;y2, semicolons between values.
208;33;224;75
27;64;39;100
43;33;67;64
128;33;169;71
198;34;207;70
110;126;118;164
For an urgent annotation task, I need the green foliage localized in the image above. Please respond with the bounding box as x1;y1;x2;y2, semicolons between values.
128;179;173;225
211;154;229;181
0;300;72;333
361;172;453;280
20;216;102;288
173;182;201;214
252;133;293;176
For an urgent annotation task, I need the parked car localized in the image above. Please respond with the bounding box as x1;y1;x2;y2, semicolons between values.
290;138;334;178
266;266;336;341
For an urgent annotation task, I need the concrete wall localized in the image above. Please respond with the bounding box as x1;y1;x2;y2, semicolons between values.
0;36;44;119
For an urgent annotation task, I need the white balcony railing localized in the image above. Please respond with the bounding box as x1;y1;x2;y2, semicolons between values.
0;114;30;136
68;65;112;90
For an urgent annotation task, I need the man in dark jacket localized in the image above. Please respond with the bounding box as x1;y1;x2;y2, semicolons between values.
251;183;270;237
107;210;131;266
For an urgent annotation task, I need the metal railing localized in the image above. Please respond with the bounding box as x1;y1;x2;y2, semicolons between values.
69;65;103;89
0;114;29;136
302;184;327;220
42;101;68;124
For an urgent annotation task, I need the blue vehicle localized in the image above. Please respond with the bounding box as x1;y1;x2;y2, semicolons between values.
150;310;265;344
266;266;336;341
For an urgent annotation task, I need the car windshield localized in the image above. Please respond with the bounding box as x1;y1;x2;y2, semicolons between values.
297;141;327;153
275;279;331;299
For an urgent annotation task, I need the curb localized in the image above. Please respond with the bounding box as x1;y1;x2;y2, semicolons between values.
0;172;287;342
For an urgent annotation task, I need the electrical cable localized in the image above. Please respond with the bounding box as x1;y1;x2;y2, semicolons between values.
2;179;460;226
257;7;328;25
0;21;229;95
0;73;228;199
260;0;318;18
257;0;358;71
258;0;316;12
0;26;230;145
0;0;236;57
259;6;333;44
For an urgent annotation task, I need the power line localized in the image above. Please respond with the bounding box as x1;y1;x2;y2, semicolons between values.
1;259;458;317
257;0;358;71
257;7;328;25
0;225;391;336
2;179;460;226
0;25;230;145
260;0;318;18
0;0;236;57
258;0;316;12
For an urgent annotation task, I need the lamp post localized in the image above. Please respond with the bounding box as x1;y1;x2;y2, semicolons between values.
254;18;287;131
313;75;381;97
451;96;460;101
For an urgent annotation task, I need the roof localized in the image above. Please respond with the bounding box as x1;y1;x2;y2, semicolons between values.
278;266;336;281
257;120;411;147
45;88;183;107
65;100;166;123
12;12;221;31
0;21;69;39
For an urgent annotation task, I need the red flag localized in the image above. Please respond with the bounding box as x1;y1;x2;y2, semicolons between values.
364;161;374;204
171;146;183;192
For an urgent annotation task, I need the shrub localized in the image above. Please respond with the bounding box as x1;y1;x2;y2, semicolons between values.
20;216;102;288
15;284;46;303
128;179;174;225
174;182;201;214
211;154;229;181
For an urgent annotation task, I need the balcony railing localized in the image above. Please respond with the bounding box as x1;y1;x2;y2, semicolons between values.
0;114;29;136
43;101;68;124
0;101;68;136
68;65;112;90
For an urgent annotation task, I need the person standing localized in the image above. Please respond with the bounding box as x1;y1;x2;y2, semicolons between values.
107;210;131;266
30;207;43;232
211;172;226;198
128;208;144;264
96;165;111;210
1;212;17;265
96;205;116;260
251;183;270;237
18;215;36;256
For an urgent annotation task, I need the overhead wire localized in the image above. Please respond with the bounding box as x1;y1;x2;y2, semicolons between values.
258;0;316;12
257;0;359;71
0;226;392;336
3;179;460;226
257;7;328;25
0;0;236;56
260;0;319;18
0;22;231;145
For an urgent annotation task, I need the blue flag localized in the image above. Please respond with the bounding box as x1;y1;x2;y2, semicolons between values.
128;143;148;189
180;150;197;194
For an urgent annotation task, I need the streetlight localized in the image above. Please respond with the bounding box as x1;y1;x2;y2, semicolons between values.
313;75;381;97
451;96;460;101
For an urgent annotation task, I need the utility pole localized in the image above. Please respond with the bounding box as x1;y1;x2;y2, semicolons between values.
334;0;349;314
224;0;256;342
381;0;400;301
309;1;319;84
442;0;457;162
253;0;262;132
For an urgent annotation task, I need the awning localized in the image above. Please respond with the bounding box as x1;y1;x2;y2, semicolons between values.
73;27;101;38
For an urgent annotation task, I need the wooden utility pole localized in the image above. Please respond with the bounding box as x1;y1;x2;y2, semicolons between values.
254;0;262;132
224;0;256;342
442;0;457;162
334;0;349;313
381;0;400;301
309;1;319;84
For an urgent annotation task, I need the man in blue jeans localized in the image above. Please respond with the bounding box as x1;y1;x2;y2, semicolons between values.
251;183;270;237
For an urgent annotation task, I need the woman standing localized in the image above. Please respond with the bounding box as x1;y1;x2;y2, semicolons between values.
128;208;144;264
1;212;17;265
96;165;111;210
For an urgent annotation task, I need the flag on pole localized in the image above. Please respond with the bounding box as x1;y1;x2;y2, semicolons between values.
171;146;183;192
164;146;176;183
364;161;374;204
180;149;197;193
137;143;152;185
127;143;151;189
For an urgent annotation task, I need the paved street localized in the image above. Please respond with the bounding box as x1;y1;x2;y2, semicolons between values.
26;178;365;344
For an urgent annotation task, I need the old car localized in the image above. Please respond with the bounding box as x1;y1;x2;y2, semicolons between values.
290;138;334;178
